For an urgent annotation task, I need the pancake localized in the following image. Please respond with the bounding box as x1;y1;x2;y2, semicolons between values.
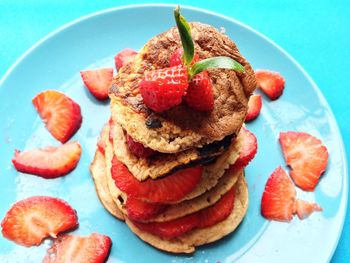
125;175;248;254
110;22;257;154
104;125;242;205
111;121;238;181
90;149;124;220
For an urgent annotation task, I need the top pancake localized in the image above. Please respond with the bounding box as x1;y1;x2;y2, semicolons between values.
110;22;257;153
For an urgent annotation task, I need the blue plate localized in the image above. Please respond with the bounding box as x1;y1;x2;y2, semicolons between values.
0;4;347;262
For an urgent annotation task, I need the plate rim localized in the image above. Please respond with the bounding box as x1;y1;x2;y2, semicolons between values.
0;4;347;262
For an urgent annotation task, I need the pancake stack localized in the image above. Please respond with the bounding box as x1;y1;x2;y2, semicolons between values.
90;21;256;253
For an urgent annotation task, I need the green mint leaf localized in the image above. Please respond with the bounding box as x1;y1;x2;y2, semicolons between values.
174;6;194;66
189;56;245;78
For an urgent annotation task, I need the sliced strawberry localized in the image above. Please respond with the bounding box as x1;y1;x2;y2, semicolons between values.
261;166;296;222
139;66;188;112
245;94;262;122
132;186;235;238
198;188;235;228
80;68;113;100
43;233;111;263
169;48;199;67
255;70;285;100
279;131;329;191
132;213;199;239
126;134;155;158
114;48;138;70
126;197;166;222
295;199;322;220
111;156;202;203
1;196;78;247
32;90;82;143
97;138;106;155
232;127;258;169
184;71;214;111
12;141;82;179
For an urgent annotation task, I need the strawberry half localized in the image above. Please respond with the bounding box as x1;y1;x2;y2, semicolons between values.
232;127;258;169
126;134;156;158
32;90;82;143
184;71;214;111
261;166;296;222
279;131;329;191
43;233;111;263
114;48;138;70
139;66;188;113
255;70;285;100
12;141;81;179
125;198;166;222
133;213;199;239
80;68;113;100
111;156;202;203
261;167;322;222
197;187;235;228
245;94;262;122
1;196;78;247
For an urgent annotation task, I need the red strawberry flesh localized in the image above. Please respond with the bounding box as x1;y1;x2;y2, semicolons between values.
295;199;322;220
115;48;138;70
111;156;202;203
32;90;82;143
184;71;214;111
255;70;285;100
12;141;82;179
279;131;328;191
231;127;258;169
80;68;113;100
245;94;262;122
43;233;111;263
126;134;156;158
126;197;167;222
1;196;78;247
261;166;296;222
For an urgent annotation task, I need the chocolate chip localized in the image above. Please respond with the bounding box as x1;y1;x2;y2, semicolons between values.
145;117;162;129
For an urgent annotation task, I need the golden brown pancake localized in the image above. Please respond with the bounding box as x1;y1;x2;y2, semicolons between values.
110;22;257;154
111;121;240;181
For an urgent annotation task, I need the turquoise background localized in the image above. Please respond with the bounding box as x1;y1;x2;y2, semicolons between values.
0;1;349;261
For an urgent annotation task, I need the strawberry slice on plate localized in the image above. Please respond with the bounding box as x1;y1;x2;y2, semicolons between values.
32;90;82;143
139;66;188;112
184;71;214;111
43;233;111;263
114;48;138;70
80;68;113;100
279;131;329;191
255;70;285;100
295;199;322;220
126;133;156;158
261;166;296;222
125;197;166;222
245;94;262;122
261;166;322;222
1;196;78;247
197;187;235;228
232;127;258;169
111;156;202;203
12;141;82;179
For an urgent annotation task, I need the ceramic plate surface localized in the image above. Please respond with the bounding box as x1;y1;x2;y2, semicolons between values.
0;4;347;263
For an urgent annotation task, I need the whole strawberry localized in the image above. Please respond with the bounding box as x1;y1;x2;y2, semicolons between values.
139;66;188;113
